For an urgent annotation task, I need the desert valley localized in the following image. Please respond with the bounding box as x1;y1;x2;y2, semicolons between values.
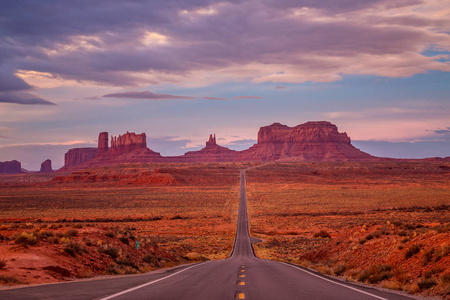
0;121;449;299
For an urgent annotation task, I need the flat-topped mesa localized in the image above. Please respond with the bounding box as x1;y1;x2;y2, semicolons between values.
242;121;373;161
0;160;22;174
64;148;98;168
110;132;147;153
258;121;351;144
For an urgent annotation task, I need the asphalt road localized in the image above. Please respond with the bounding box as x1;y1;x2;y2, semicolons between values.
0;171;418;300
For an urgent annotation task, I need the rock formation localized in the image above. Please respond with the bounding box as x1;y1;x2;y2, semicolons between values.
240;121;374;161
64;148;98;168
98;132;109;154
177;134;240;162
40;159;53;173
0;160;22;174
110;132;147;153
60;121;377;170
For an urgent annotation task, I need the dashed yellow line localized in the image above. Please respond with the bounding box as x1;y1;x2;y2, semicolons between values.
239;281;245;286
238;292;245;299
239;274;245;278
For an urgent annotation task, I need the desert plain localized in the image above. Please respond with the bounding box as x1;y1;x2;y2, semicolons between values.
0;161;449;299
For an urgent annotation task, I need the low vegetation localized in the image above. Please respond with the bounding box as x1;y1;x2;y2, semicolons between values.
247;162;450;299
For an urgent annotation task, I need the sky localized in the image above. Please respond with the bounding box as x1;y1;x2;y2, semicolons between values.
0;0;449;170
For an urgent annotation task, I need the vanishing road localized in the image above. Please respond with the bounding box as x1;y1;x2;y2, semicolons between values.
0;171;417;300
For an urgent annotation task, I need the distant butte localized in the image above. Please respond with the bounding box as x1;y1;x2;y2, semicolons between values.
0;160;22;174
40;159;54;173
61;121;379;170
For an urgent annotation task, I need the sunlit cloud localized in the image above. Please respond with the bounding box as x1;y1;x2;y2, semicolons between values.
103;91;195;100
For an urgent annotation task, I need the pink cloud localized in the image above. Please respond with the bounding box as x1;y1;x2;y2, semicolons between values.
203;96;229;101
103;91;195;100
233;96;264;99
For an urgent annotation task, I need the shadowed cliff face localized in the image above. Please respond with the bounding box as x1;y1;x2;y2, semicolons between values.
61;121;377;170
257;122;351;144
241;121;372;162
0;160;22;174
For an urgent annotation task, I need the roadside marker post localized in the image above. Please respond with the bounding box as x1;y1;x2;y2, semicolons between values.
136;241;140;268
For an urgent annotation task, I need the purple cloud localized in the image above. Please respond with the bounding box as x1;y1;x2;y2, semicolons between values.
203;96;229;101
0;92;56;105
233;96;264;99
0;0;449;88
275;86;287;90
103;91;195;100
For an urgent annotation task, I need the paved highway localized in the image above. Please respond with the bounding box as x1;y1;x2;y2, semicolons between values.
0;171;418;299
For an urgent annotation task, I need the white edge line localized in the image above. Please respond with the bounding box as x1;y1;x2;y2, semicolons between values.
280;262;389;300
98;261;211;300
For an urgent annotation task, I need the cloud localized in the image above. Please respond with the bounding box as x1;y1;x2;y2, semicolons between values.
83;95;102;100
226;139;257;146
233;96;264;99
147;135;197;156
203;96;229;100
353;140;450;159
0;0;449;90
275;86;287;90
103;91;195;100
0;92;56;105
426;127;450;135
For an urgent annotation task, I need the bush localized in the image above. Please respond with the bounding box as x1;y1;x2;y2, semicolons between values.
417;278;437;290
99;245;120;259
119;236;129;245
333;264;346;276
65;229;78;237
106;263;119;275
143;254;157;265
405;244;421;259
105;231;115;238
48;236;60;244
0;259;7;269
64;242;85;257
0;275;22;284
314;230;331;239
422;247;435;265
358;265;394;283
13;232;38;247
433;245;450;263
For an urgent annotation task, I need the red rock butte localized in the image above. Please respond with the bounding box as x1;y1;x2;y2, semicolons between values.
60;121;380;170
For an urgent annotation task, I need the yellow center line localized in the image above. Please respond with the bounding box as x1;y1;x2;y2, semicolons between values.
238;293;245;299
239;281;245;286
239;274;245;278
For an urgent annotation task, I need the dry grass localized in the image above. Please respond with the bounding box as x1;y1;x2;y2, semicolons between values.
246;161;450;298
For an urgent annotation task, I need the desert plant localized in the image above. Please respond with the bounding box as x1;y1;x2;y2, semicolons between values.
405;244;422;259
99;244;120;259
13;232;38;247
432;245;450;263
314;230;331;239
417;278;437;290
105;231;115;238
422;247;435;265
0;275;22;284
105;263;119;275
0;259;7;269
64;241;85;257
358;265;393;283
65;229;78;237
48;236;60;244
333;264;346;276
119;236;129;245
